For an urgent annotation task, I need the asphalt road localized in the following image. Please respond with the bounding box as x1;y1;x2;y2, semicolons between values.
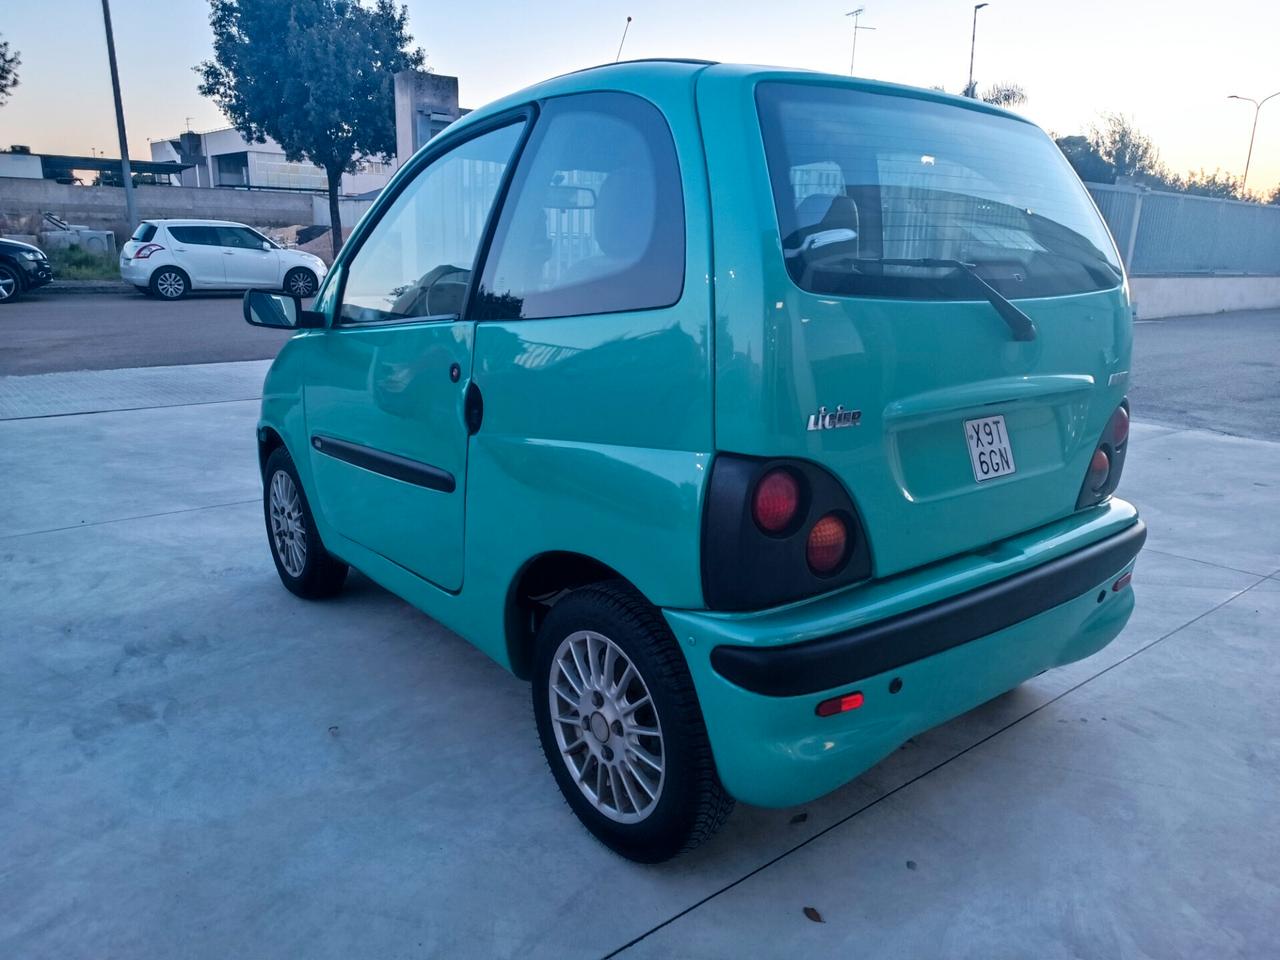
3;292;1277;441
0;291;290;376
1130;308;1280;441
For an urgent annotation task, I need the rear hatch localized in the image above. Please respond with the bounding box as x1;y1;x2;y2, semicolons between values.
120;221;159;262
701;73;1132;579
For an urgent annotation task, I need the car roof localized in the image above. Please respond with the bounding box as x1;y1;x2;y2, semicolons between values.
146;219;252;229
445;59;1030;137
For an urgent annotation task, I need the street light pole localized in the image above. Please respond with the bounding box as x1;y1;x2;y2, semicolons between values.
1228;91;1280;190
967;3;989;98
845;9;876;76
99;0;137;231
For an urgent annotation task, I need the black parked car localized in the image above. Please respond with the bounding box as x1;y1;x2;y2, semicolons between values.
0;238;54;304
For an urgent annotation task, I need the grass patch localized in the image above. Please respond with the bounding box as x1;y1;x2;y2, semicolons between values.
47;246;120;281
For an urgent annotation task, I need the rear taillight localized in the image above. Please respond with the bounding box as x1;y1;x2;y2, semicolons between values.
752;469;801;534
702;456;871;611
807;513;850;574
133;243;163;259
1077;398;1130;509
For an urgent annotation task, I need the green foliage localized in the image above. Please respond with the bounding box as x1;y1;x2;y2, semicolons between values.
1164;168;1250;201
1088;113;1160;180
198;0;424;256
1269;185;1280;206
1055;135;1113;184
47;246;119;281
0;33;20;106
980;83;1027;108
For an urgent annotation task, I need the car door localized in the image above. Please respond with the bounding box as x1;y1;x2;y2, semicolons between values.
217;225;281;288
303;117;528;591
166;225;226;287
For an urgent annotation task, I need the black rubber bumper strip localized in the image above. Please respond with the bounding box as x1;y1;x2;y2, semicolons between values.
311;435;455;493
710;519;1147;697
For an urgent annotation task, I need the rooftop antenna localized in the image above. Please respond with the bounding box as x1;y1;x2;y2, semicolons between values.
185;117;194;132
845;8;876;76
615;16;632;63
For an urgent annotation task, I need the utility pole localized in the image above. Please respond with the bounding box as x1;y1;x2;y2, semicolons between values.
100;0;137;230
846;9;876;76
967;3;989;98
1227;91;1280;190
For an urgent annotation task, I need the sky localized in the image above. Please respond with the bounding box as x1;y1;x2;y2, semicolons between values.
2;0;1279;194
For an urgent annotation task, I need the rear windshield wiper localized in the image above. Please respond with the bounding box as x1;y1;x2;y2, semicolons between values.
857;258;1038;342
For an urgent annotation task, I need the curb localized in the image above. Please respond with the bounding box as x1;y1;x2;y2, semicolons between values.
43;281;135;296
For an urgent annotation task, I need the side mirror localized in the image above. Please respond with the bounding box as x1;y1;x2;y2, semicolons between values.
261;240;272;251
243;290;325;329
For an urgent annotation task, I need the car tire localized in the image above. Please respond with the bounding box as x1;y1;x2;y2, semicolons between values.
150;266;189;300
0;263;23;304
263;445;348;599
532;580;734;862
283;267;318;298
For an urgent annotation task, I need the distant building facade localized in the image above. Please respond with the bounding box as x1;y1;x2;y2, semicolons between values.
149;127;395;195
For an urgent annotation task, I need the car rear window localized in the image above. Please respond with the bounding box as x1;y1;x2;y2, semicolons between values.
131;223;157;242
757;83;1123;301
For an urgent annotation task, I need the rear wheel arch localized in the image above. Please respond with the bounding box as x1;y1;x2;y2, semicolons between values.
257;426;286;477
505;551;632;680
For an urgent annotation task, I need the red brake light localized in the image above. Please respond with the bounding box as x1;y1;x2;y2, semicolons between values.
753;469;800;534
1109;405;1130;446
1087;448;1111;491
807;513;849;574
816;690;864;717
134;243;163;259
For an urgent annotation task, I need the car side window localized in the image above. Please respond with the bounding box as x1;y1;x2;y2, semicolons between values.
339;121;525;325
474;92;684;321
216;226;266;250
169;226;218;246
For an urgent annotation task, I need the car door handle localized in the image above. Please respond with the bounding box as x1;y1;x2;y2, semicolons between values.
223;251;235;256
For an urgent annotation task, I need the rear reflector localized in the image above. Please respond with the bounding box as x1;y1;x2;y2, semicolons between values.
807;513;849;574
815;690;864;717
1087;448;1111;491
1113;572;1133;591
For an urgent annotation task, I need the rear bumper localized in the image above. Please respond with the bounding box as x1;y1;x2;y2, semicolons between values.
119;259;151;285
664;499;1144;807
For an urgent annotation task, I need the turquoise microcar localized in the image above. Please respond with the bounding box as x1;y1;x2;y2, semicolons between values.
245;60;1144;862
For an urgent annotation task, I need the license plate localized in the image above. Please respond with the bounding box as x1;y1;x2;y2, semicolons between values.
964;414;1016;482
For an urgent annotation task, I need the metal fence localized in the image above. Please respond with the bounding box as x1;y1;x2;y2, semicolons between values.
1087;183;1280;277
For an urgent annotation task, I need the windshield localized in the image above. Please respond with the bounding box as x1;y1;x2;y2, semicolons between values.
757;83;1123;301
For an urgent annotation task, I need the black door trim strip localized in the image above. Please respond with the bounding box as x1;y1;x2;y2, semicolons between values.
311;435;456;493
710;519;1146;697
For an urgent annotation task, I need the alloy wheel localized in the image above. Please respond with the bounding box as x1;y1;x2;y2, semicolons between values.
548;630;665;824
269;470;307;578
155;270;185;299
0;271;16;302
287;270;316;297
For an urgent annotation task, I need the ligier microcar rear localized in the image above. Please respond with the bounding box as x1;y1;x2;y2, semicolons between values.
245;61;1144;862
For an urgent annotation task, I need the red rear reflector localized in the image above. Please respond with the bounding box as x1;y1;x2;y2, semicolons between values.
807;513;848;574
1113;572;1132;592
816;690;864;717
1087;448;1111;491
753;469;800;534
1110;405;1130;446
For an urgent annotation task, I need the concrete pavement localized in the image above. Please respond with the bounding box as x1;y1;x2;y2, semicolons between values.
1;362;1277;959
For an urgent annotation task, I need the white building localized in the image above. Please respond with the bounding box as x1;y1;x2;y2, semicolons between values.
149;127;396;195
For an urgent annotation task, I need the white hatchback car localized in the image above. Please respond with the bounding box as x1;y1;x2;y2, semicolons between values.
119;219;328;300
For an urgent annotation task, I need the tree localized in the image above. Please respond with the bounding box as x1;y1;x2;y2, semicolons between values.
1088;113;1160;180
0;34;20;106
198;0;423;260
1055;134;1113;184
1269;185;1280;206
1169;168;1249;201
980;82;1026;108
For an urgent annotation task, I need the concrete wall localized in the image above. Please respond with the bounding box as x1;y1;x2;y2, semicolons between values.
1131;276;1280;319
0;177;315;245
